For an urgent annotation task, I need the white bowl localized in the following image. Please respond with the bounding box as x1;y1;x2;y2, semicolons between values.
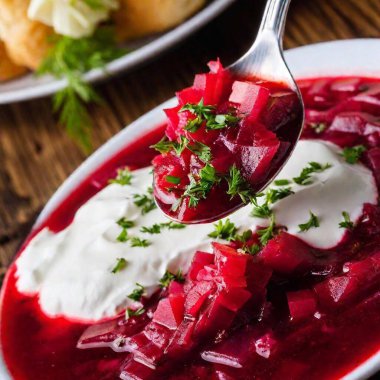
1;38;380;380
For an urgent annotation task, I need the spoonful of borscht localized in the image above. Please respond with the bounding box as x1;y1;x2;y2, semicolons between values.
151;0;304;223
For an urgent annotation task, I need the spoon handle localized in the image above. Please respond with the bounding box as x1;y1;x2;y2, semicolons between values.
258;0;292;43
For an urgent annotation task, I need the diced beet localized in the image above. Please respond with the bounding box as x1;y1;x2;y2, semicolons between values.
153;297;183;330
143;322;173;349
261;91;300;131
236;119;278;146
164;105;181;140
176;87;203;105
245;261;273;290
168;281;184;296
218;288;252;312
287;290;317;322
193;61;233;105
229;80;270;119
194;297;236;338
313;276;360;310
254;331;278;359
185;281;214;316
188;252;215;281
120;357;155;380
259;232;316;275
239;142;280;184
212;243;248;278
367;147;380;185
329;112;374;134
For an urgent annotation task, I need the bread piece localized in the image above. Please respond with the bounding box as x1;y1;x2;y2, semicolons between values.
114;0;206;41
0;0;52;70
0;41;28;81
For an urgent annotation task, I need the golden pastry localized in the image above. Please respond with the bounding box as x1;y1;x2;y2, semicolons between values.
0;41;27;81
114;0;206;41
0;0;52;70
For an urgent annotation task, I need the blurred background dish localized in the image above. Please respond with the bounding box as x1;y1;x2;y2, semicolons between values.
0;0;236;104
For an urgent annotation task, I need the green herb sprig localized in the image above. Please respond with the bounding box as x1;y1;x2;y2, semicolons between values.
341;145;366;164
37;28;126;152
298;211;320;232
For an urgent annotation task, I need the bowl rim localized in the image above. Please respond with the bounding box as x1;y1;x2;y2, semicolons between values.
2;38;380;380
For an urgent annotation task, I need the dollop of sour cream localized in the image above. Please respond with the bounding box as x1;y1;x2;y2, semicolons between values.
28;0;119;38
15;140;377;321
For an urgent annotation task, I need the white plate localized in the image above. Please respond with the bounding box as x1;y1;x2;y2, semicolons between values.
0;0;235;104
1;38;380;379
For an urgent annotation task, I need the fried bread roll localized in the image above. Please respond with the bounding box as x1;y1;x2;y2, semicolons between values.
0;0;52;70
114;0;206;41
0;41;27;81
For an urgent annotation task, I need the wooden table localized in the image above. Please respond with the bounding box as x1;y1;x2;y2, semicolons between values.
0;0;379;280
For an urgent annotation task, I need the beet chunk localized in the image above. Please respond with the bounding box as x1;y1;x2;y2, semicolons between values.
259;232;317;275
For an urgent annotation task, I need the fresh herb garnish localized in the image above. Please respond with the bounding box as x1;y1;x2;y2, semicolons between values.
111;258;128;273
117;218;135;229
226;165;256;203
140;221;185;234
274;179;291;186
206;113;240;130
161;221;186;230
159;270;185;288
127;283;145;301
187;141;212;163
37;28;126;152
257;214;276;246
341;145;367;164
140;224;162;234
251;188;293;219
133;187;157;215
293;162;332;185
266;187;294;204
130;237;151;248
244;243;261;255
151;136;189;155
208;219;237;241
298;211;320;232
182;164;220;208
109;167;133;186
310;122;327;134
339;211;354;230
116;218;134;242
127;307;145;318
180;99;239;132
166;175;181;185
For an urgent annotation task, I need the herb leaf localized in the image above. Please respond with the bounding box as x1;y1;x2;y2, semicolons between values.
109;167;133;186
226;165;255;203
208;219;237;241
310;122;327;134
341;145;366;164
257;214;276;246
37;28;126;151
130;237;151;248
274;179;291;186
128;283;145;301
183;164;220;208
187;142;212;163
111;258;128;274
298;211;320;232
127;307;145;318
339;211;354;230
293;162;332;185
166;175;181;185
133;187;157;215
159;270;185;288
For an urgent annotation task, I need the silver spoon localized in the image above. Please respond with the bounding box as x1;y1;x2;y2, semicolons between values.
155;0;304;223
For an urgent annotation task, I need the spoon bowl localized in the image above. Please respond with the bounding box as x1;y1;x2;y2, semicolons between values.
153;0;304;224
